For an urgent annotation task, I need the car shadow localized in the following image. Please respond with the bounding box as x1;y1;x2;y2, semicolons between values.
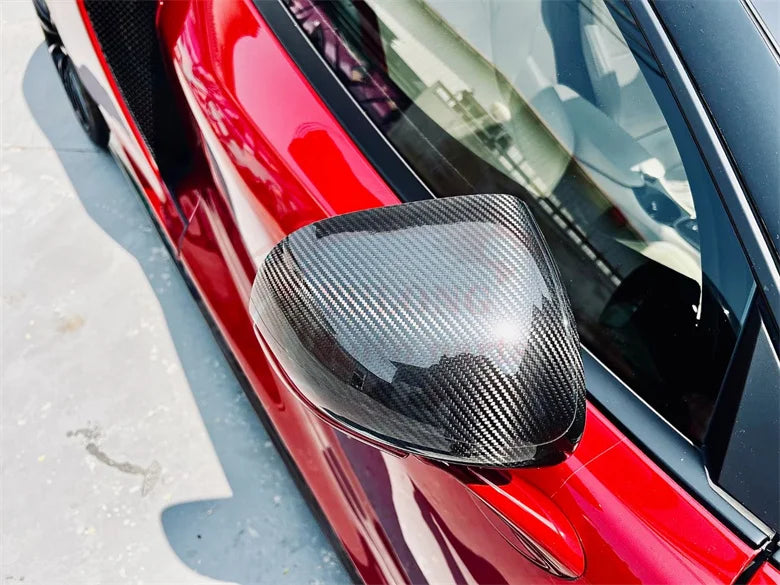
22;42;348;585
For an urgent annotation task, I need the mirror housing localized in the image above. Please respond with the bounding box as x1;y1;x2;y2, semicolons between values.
250;194;586;468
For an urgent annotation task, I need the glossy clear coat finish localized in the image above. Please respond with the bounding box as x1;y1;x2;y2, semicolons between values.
49;0;764;583
250;194;586;468
749;562;780;585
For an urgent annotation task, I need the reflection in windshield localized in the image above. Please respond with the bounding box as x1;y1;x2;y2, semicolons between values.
290;0;699;279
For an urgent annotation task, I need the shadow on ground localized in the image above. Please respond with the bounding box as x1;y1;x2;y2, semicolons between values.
22;42;347;585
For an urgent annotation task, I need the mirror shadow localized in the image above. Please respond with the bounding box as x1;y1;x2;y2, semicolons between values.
22;42;348;585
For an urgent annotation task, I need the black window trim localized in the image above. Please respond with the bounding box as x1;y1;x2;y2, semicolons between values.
639;0;780;336
254;0;433;204
742;0;780;59
253;0;776;547
708;297;780;533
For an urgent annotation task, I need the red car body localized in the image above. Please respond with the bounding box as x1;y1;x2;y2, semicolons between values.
40;0;778;583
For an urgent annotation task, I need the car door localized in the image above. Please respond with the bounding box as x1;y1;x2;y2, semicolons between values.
160;0;775;582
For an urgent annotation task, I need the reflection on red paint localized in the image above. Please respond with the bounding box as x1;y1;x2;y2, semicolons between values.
749;562;780;585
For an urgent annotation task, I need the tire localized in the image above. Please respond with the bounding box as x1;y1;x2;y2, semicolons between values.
60;56;109;149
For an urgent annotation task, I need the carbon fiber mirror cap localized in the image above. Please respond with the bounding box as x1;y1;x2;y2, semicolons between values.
250;194;586;468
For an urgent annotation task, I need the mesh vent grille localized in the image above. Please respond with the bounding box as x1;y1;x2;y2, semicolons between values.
82;1;190;184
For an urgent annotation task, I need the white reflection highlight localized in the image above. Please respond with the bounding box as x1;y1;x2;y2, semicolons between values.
493;319;523;344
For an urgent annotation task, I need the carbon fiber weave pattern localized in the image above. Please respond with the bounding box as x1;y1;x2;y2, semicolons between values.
82;0;190;185
250;194;586;467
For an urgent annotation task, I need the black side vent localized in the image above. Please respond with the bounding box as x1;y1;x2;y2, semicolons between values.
82;0;190;189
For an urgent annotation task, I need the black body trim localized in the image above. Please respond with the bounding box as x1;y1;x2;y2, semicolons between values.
716;307;780;532
82;0;192;194
705;295;761;480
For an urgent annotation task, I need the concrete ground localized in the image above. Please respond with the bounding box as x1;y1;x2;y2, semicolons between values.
0;2;350;584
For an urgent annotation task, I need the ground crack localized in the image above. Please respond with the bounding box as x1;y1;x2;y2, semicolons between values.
67;425;161;496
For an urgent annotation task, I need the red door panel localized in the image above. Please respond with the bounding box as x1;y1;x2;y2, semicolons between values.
154;0;760;583
749;563;780;585
336;405;757;584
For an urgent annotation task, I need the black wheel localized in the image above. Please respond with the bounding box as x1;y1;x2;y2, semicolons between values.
60;56;109;149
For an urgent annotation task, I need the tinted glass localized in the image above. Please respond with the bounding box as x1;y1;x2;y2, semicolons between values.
286;0;755;442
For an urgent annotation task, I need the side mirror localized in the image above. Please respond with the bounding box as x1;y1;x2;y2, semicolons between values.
249;194;586;468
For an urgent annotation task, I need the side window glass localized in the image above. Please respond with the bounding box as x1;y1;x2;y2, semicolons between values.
286;0;755;442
